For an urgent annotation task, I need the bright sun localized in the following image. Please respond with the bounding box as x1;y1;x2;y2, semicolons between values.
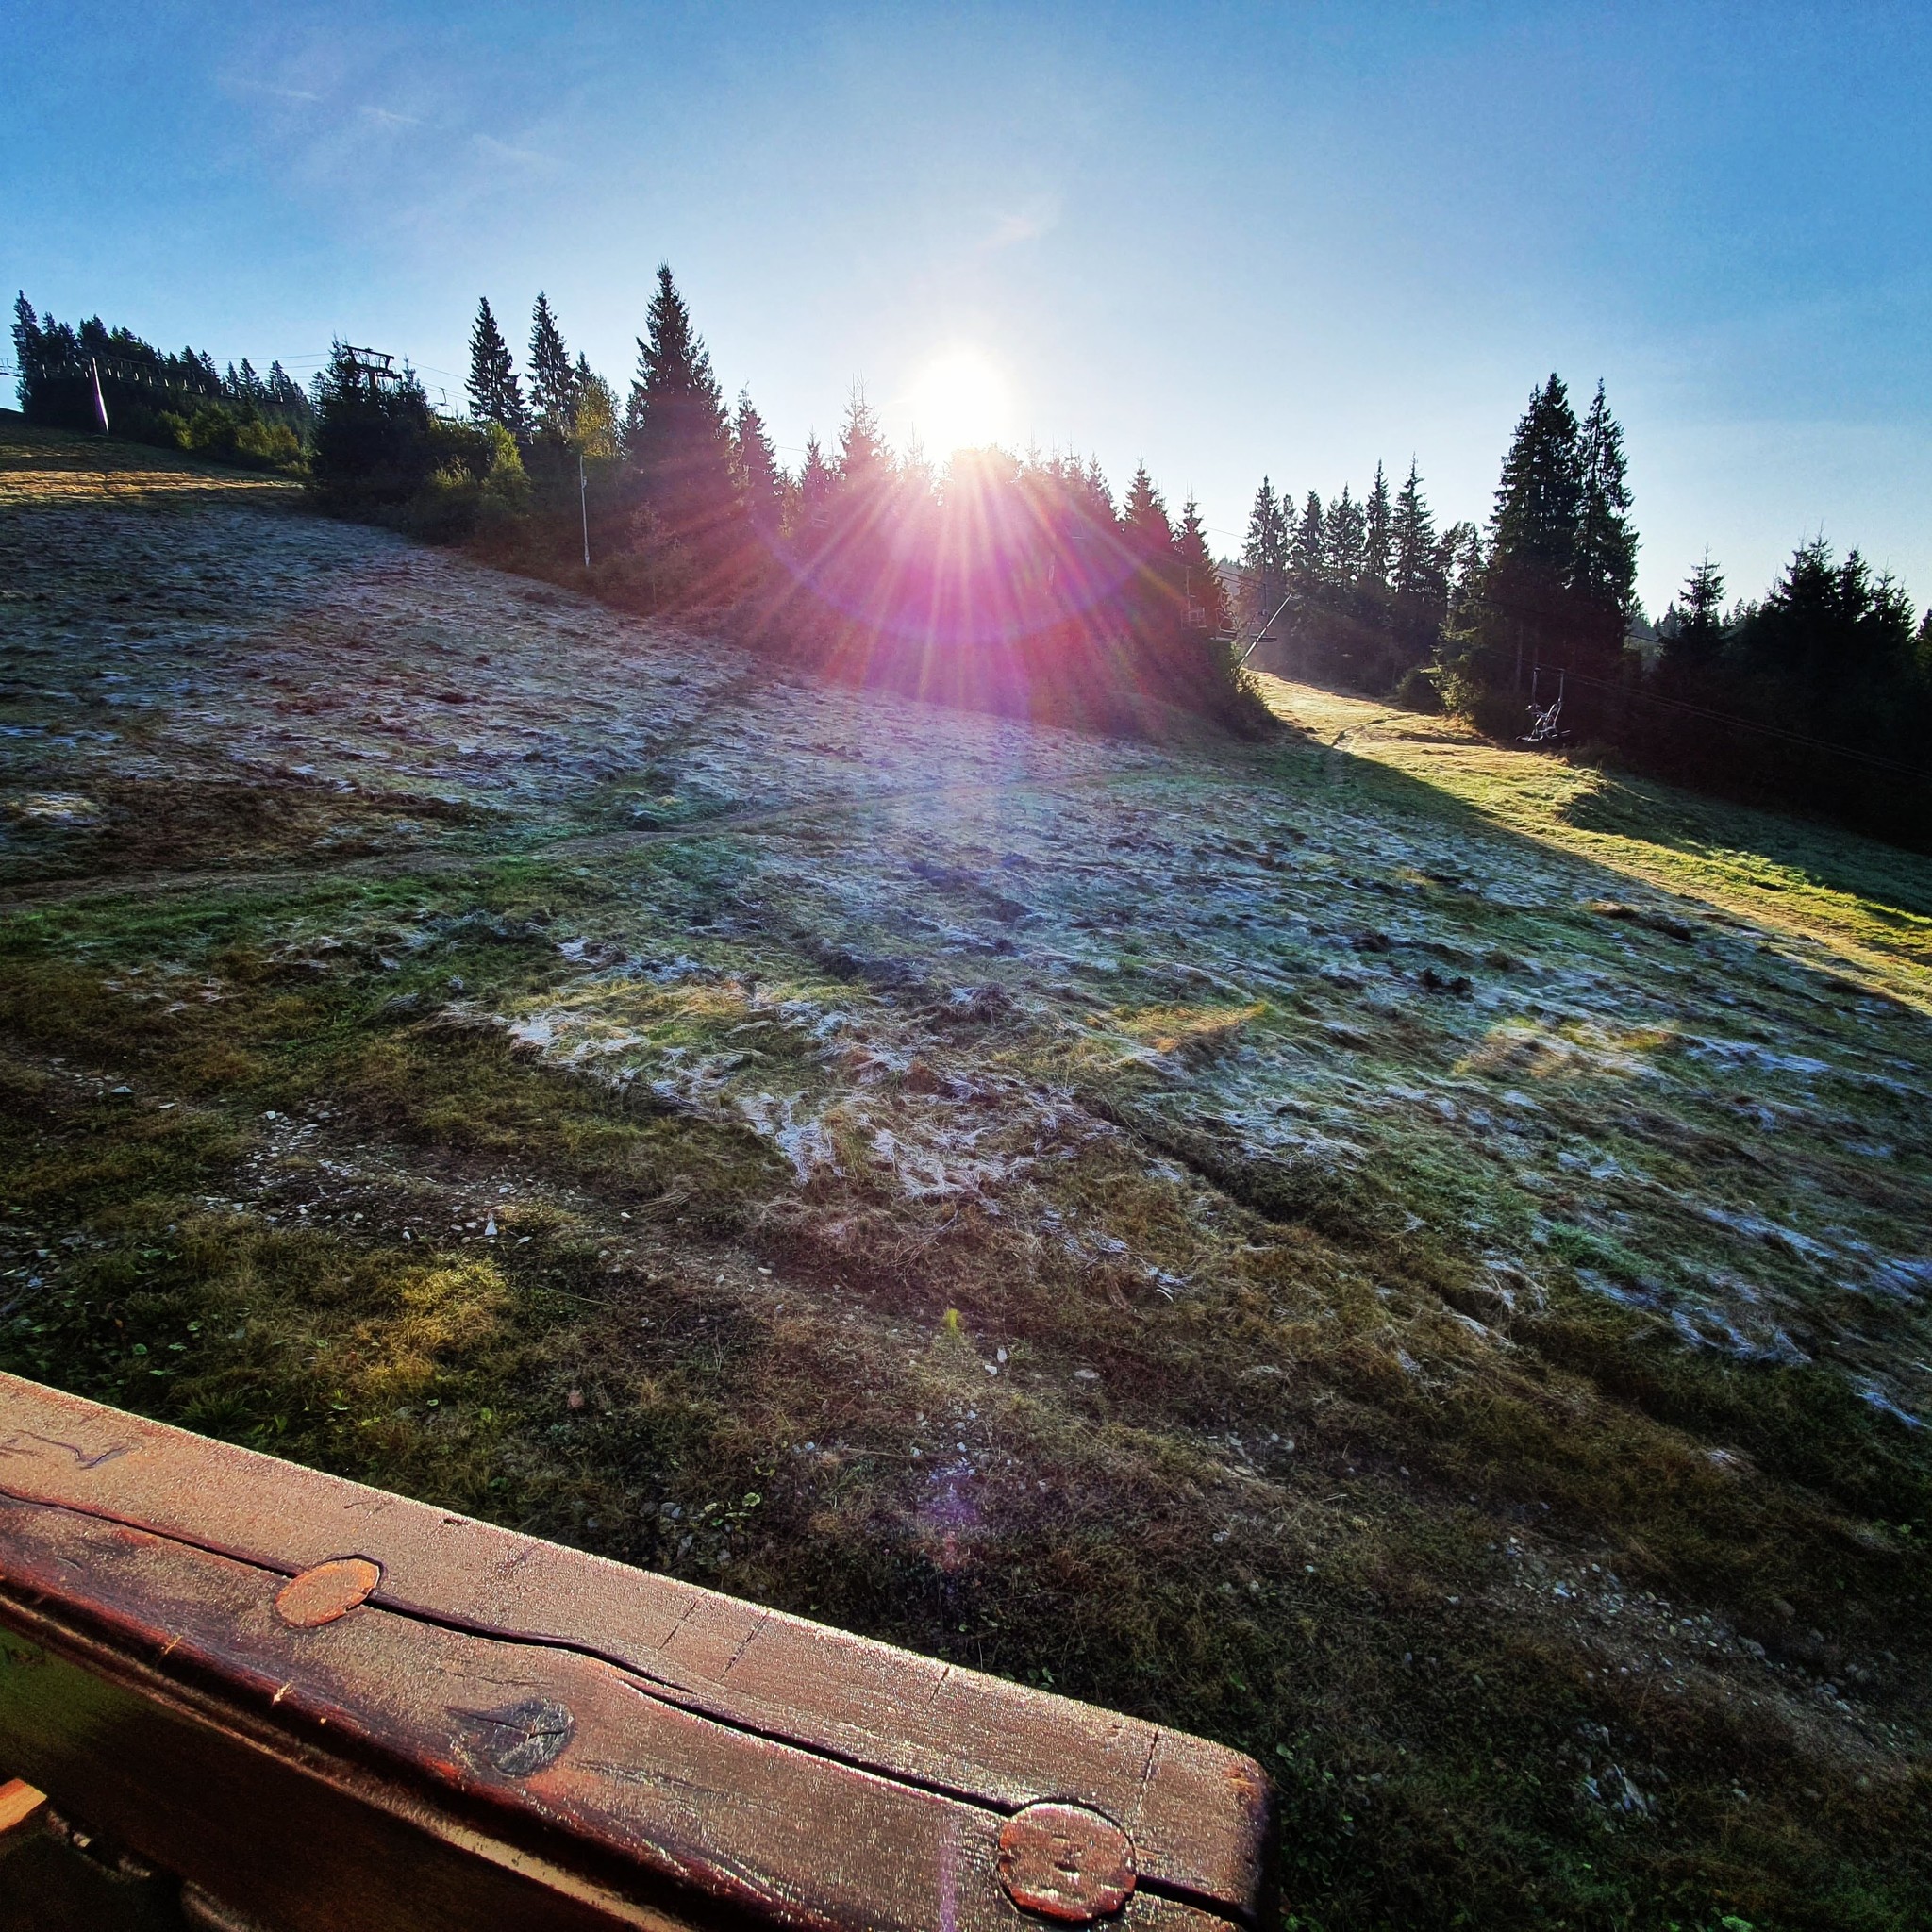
905;347;1010;458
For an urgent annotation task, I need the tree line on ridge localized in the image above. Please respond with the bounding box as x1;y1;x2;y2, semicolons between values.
14;278;1932;837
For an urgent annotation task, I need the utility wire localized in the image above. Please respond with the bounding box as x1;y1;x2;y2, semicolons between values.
1529;659;1932;782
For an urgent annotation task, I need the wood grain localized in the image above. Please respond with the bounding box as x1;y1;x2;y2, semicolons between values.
0;1372;1271;1928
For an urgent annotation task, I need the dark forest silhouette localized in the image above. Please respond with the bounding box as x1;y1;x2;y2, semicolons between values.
14;279;1932;834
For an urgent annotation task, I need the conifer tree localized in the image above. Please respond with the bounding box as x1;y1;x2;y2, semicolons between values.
1363;461;1392;590
792;433;836;541
625;264;741;556
1391;460;1441;602
466;296;525;435
1662;555;1726;673
835;383;892;505
1242;477;1290;632
1573;380;1639;635
1176;495;1230;634
1290;491;1326;594
1083;457;1114;522
11;292;41;409
1325;485;1367;590
733;389;784;537
1385;460;1448;674
1121;463;1174;562
310;338;435;504
1469;375;1588;701
526;292;576;441
1490;375;1582;575
1441;524;1485;628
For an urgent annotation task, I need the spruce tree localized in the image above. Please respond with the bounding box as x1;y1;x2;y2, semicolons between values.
1662;555;1725;673
526;292;576;441
1290;491;1326;594
1121;463;1174;562
1384;460;1446;675
1325;485;1367;590
1391;460;1441;601
1176;495;1230;633
835;383;892;504
1573;379;1639;639
1242;477;1290;632
1441;524;1485;628
1363;461;1392;590
1473;375;1586;700
11;292;41;411
792;433;836;541
625;265;741;556
733;389;784;537
1490;375;1582;574
466;296;525;435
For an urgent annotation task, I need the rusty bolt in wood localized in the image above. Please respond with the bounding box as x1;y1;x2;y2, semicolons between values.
996;1802;1136;1923
274;1557;382;1629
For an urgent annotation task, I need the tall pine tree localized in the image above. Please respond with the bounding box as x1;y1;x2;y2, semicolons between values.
1391;461;1441;601
791;433;836;543
1470;374;1587;701
625;266;741;558
1387;460;1447;675
526;293;576;443
1661;555;1725;675
466;297;525;435
1290;491;1326;596
835;383;893;508
1490;375;1582;574
1241;477;1290;634
1572;379;1638;650
733;389;784;538
1325;485;1367;590
1363;462;1392;590
1176;495;1230;635
1121;463;1175;564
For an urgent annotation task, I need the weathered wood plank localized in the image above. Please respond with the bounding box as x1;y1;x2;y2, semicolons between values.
0;1372;1269;1918
0;1598;688;1932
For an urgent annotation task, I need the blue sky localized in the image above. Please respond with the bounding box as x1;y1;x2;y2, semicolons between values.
7;1;1928;617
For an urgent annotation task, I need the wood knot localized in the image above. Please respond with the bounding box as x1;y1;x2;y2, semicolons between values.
454;1698;575;1778
274;1557;382;1628
996;1802;1136;1923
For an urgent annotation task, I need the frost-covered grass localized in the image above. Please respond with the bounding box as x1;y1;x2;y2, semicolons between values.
4;425;1930;1930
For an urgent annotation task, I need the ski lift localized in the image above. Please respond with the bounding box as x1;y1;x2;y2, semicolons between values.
1183;567;1210;631
1519;665;1574;746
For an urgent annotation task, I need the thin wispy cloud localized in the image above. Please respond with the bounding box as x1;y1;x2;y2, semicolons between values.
982;195;1061;251
473;132;559;170
225;77;324;105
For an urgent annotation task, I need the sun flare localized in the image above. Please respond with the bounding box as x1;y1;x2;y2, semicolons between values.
905;347;1010;458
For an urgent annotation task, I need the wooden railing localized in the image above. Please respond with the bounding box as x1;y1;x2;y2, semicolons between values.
0;1373;1271;1930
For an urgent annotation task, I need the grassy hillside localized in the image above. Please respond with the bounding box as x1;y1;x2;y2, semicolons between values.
3;423;1928;1929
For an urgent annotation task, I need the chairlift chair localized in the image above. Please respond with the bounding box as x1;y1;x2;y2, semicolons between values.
1518;665;1575;747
